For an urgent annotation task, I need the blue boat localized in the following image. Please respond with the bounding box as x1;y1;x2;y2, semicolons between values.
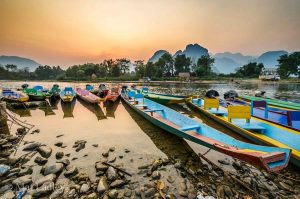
188;98;300;167
221;99;300;131
60;87;76;102
121;89;291;172
1;89;29;102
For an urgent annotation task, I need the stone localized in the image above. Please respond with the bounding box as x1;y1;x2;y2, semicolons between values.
279;182;292;191
64;165;78;178
145;188;156;197
54;142;63;147
37;146;52;158
80;183;90;193
34;156;48;165
30;181;55;197
96;162;108;171
110;179;126;188
108;157;116;163
216;185;225;198
97;176;108;194
55;152;64;159
108;189;118;198
23;142;41;151
71;172;89;182
167;175;175;183
33;174;56;187
57;158;70;166
218;159;230;165
0;190;15;199
109;147;116;152
49;187;64;199
179;190;188;197
12;175;32;187
102;152;109;157
0;184;13;194
223;185;233;197
42;163;64;175
86;192;97;199
92;144;98;147
151;171;161;180
68;189;76;198
106;166;117;181
18;167;33;176
124;149;130;153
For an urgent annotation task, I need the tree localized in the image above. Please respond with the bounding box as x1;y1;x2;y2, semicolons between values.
195;55;215;77
76;69;85;78
116;58;130;74
145;62;155;78
5;64;17;72
277;52;300;78
111;65;121;77
174;54;191;75
154;53;174;77
134;60;145;78
235;62;264;78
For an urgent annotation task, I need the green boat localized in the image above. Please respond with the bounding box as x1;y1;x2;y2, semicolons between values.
49;84;61;98
137;87;191;105
23;88;47;101
240;95;300;110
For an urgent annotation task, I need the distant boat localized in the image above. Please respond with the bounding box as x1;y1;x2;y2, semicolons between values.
49;84;61;98
32;85;52;98
75;88;104;104
85;84;94;92
106;87;120;102
23;88;47;101
1;89;29;103
121;89;291;172
60;87;76;102
187;97;300;168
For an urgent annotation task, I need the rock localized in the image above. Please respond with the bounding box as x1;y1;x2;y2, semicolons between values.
102;152;109;157
110;179;126;188
67;189;76;198
92;144;98;147
18;167;33;176
12;175;32;186
86;192;98;199
49;187;64;199
179;191;188;197
223;185;233;197
57;158;70;166
106;166;117;181
218;159;230;165
71;172;89;182
278;182;293;191
145;188;156;197
34;156;48;165
124;189;132;197
108;157;116;163
124;149;130;153
23;142;41;151
54;142;63;147
74;140;86;152
55;152;64;159
56;134;64;138
97;176;108;194
0;184;13;194
108;189;118;198
31;181;55;197
32;129;40;133
109;147;116;152
151;171;161;180
22;195;32;199
80;183;90;193
0;190;15;199
216;185;225;198
0;164;10;176
42;163;64;175
17;127;26;135
37;146;52;158
167;175;175;183
33;174;56;187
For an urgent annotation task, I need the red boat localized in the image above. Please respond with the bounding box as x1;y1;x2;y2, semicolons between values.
106;87;120;102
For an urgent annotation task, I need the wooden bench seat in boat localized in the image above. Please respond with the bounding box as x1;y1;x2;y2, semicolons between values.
208;109;227;116
135;104;148;109
180;125;202;132
235;123;265;133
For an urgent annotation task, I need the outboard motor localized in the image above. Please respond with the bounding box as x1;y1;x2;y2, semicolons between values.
205;90;219;98
254;91;266;97
21;84;29;89
224;90;239;100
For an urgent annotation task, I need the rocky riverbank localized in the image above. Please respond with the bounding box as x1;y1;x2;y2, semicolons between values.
1;127;300;199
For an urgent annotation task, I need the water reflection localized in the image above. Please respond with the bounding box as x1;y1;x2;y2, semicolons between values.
77;98;107;120
104;99;120;118
7;105;32;117
49;98;60;110
61;99;76;118
38;101;55;116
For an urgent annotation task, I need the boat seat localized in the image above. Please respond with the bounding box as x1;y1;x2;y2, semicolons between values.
144;109;164;113
180;125;201;132
135;104;148;109
236;123;265;133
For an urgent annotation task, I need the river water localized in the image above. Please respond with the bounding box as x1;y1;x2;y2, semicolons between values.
1;81;300;197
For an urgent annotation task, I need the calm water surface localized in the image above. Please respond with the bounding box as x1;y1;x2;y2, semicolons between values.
2;81;300;179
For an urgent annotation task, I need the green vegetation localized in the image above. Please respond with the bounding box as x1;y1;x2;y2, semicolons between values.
0;52;299;81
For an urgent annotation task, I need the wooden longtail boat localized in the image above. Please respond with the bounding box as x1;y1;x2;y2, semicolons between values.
239;95;300;110
106;87;120;102
76;88;104;104
121;90;291;172
138;87;191;105
60;87;76;102
32;85;52;98
50;84;61;98
23;88;47;101
86;84;94;92
221;99;300;131
187;98;300;167
61;99;76;118
1;89;29;103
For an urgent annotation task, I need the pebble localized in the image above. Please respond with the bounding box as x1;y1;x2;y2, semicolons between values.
12;175;32;187
54;142;63;147
108;189;118;198
145;188;156;197
110;179;126;188
37;146;52;158
102;152;109;157
0;190;15;199
109;147;116;152
33;174;56;187
95;162;108;171
151;171;161;180
97;176;108;194
92;144;98;147
80;183;90;193
55;152;64;159
49;187;64;199
23;142;41;151
106;166;117;181
42;163;64;175
34;156;48;165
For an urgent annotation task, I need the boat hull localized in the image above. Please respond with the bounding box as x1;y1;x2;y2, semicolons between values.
187;100;300;167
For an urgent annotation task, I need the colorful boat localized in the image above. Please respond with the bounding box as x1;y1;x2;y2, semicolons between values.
139;87;191;105
221;99;300;131
60;87;76;102
32;85;52;98
1;89;29;103
23;88;47;101
61;99;76;118
86;84;94;92
49;84;61;98
106;87;120;102
121;89;291;172
187;98;300;167
75;88;104;104
239;95;300;110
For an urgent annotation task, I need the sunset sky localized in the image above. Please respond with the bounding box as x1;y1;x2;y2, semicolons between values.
0;0;299;66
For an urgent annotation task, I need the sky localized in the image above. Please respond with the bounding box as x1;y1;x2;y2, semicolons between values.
0;0;299;67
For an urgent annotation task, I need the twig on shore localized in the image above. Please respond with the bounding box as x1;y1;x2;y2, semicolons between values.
102;162;132;176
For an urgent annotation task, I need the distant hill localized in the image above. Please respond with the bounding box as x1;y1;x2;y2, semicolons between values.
148;50;169;63
0;55;41;71
257;51;288;68
214;52;254;65
178;44;209;63
213;57;240;74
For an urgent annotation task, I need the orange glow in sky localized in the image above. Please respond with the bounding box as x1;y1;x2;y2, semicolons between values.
0;0;299;66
